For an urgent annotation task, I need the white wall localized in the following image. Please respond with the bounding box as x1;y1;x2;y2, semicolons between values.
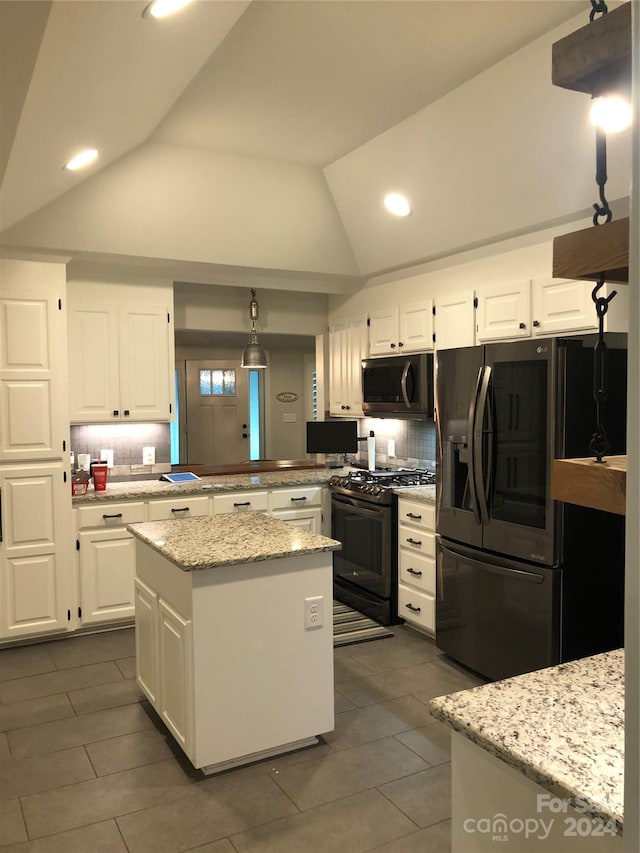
264;351;313;460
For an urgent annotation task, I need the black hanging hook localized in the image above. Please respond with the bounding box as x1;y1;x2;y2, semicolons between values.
590;1;608;21
592;126;612;225
589;279;617;463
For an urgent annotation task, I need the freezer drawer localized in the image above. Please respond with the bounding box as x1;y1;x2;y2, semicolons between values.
436;539;560;681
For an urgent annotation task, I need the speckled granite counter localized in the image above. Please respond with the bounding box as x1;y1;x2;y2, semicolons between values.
393;485;436;503
128;512;341;572
429;649;624;832
73;468;339;504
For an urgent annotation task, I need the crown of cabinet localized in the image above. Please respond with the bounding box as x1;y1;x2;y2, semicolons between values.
551;2;631;285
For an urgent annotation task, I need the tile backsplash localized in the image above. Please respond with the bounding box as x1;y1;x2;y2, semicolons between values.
70;423;171;478
355;418;436;470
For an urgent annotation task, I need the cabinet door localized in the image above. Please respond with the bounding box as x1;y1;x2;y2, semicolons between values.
119;305;172;421
68;302;120;423
476;281;531;342
399;301;433;352
434;290;476;350
346;313;368;415
0;261;69;460
158;598;193;754
368;306;399;355
78;529;136;625
134;577;159;705
329;319;348;416
531;278;598;336
272;508;322;533
0;462;71;639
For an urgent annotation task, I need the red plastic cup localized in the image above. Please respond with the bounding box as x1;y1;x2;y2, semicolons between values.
91;462;108;491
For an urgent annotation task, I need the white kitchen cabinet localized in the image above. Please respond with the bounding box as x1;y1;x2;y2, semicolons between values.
329;313;367;416
0;462;72;640
146;496;210;521
530;277;627;336
369;300;433;355
158;598;193;752
434;290;476;350
68;297;173;423
75;500;145;627
270;486;324;533
475;280;531;342
0;260;70;463
397;497;436;635
134;576;159;705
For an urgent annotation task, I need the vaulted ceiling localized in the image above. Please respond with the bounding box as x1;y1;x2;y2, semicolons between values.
0;0;601;288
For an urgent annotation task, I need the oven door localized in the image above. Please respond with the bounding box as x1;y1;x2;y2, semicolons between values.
331;492;392;599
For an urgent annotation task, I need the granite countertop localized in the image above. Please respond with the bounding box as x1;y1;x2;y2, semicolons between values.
73;468;339;504
393;485;436;504
127;511;342;571
429;649;624;833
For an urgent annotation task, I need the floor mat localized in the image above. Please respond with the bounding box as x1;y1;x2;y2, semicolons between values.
333;601;393;647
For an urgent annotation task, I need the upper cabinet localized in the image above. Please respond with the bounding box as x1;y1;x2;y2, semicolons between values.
475;280;531;342
369;299;433;356
329;313;367;417
68;284;174;423
433;290;476;350
0;259;70;462
531;277;626;336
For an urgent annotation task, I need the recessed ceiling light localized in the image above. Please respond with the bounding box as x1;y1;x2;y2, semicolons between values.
143;0;193;19
384;193;411;217
64;149;98;171
589;96;632;134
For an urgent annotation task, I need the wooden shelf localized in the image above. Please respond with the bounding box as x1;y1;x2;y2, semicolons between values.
551;455;626;515
552;216;629;283
552;2;631;97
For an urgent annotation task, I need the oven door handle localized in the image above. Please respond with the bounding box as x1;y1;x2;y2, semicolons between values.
331;494;385;518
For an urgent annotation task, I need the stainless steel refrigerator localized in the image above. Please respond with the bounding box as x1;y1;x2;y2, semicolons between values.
435;335;626;681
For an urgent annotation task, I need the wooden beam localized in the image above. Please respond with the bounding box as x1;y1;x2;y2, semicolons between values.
552;2;631;96
551;455;626;515
552;217;629;283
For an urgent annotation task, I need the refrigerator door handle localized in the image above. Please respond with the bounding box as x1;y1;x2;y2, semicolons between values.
466;366;483;524
439;541;544;583
474;365;491;524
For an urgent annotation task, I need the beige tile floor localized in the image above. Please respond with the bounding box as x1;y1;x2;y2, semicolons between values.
0;624;483;852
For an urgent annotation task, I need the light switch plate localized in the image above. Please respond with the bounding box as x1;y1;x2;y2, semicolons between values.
282;413;297;423
142;446;155;465
388;439;396;458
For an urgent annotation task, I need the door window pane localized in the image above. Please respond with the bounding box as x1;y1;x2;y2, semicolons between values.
199;369;236;396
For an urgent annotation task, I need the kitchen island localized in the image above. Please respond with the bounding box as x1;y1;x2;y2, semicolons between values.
128;512;341;774
429;649;623;852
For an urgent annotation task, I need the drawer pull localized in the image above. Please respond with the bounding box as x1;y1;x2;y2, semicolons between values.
406;537;422;546
407;567;423;577
291;496;307;502
405;602;421;613
233;501;251;507
406;512;422;520
102;513;123;520
171;507;190;514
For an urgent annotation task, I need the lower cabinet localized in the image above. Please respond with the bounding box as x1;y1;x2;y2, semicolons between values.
397;497;436;635
270;485;323;533
76;501;145;626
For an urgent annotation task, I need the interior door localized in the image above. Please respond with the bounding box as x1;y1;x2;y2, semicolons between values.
185;360;250;465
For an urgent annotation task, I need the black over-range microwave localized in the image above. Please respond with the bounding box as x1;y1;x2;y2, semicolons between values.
361;352;434;419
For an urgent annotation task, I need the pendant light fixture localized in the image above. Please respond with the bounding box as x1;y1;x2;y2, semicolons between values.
241;289;267;369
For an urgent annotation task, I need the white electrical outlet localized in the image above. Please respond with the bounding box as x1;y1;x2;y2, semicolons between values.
304;595;324;629
100;449;114;468
142;446;155;465
388;439;396;458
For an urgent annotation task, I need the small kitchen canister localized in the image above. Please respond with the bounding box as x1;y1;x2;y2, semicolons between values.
90;462;108;491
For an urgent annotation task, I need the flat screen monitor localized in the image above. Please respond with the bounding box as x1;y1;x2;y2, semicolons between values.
306;420;358;454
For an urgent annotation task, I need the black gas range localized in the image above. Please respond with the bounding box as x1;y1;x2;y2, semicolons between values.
329;468;436;505
330;467;435;625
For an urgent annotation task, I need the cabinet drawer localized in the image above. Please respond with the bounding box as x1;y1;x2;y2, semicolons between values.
398;583;435;634
147;496;210;521
398;550;435;595
398;524;435;558
77;501;145;528
212;491;269;514
397;499;435;531
269;486;323;511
